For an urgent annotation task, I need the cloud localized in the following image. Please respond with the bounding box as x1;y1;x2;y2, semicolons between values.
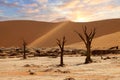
18;2;40;15
83;0;112;5
17;0;64;21
52;0;120;22
36;0;48;3
0;10;3;13
0;0;119;22
24;3;38;7
82;5;120;21
57;0;84;10
20;8;40;14
0;0;20;7
53;1;92;21
0;16;11;21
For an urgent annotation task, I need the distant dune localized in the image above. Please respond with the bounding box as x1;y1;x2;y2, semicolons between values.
0;20;56;47
29;19;120;48
68;32;120;50
0;19;120;48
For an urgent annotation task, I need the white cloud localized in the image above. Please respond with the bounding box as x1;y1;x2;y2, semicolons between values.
37;0;48;3
24;3;38;7
0;0;20;7
21;8;40;14
0;0;120;22
83;0;112;5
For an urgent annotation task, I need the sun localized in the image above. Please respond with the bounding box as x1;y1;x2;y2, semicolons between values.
76;18;87;22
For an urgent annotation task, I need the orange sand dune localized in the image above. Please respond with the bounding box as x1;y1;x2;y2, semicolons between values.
0;19;120;48
0;20;56;47
68;31;120;49
29;19;120;48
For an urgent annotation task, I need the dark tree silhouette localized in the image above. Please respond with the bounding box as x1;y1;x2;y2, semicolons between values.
23;40;27;59
76;26;96;64
56;36;66;67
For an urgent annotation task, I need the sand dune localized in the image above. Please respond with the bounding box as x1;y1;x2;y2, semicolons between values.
29;19;120;48
0;20;56;47
68;31;120;49
0;19;120;48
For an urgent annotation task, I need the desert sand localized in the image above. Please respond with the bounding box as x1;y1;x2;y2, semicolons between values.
0;19;120;48
0;54;120;80
68;31;120;50
0;19;120;80
29;19;120;48
0;20;56;47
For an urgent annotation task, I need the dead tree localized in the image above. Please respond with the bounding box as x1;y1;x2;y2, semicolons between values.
23;40;27;59
56;36;66;67
75;26;96;64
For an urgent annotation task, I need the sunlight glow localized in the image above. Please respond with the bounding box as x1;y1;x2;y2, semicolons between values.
75;18;87;22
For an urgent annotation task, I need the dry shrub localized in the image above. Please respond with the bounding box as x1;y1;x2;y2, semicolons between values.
64;77;75;80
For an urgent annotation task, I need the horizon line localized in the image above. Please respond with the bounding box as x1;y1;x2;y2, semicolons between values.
0;18;120;23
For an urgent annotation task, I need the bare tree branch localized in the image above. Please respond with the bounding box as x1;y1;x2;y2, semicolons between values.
56;36;66;67
74;30;87;45
75;26;96;64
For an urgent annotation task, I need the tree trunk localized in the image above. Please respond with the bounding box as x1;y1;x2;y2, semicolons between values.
23;44;27;59
75;26;95;64
56;36;66;67
85;44;92;64
60;50;64;66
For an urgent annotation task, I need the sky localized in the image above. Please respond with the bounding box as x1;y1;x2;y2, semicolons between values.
0;0;120;22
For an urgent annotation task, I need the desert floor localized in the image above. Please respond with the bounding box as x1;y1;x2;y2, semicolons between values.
0;55;120;80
